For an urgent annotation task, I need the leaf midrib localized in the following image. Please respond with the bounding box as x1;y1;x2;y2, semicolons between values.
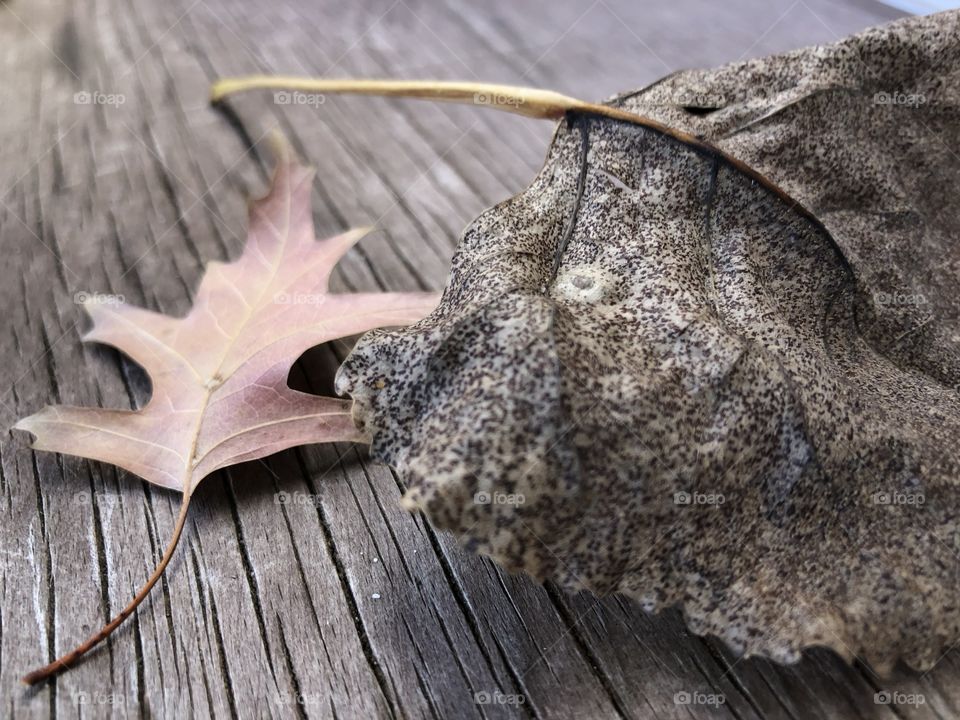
183;178;296;489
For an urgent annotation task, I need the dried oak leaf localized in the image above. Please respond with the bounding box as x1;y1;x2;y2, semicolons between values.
226;11;955;673
15;137;439;683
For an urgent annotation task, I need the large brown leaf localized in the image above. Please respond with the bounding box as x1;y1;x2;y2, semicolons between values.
322;12;959;673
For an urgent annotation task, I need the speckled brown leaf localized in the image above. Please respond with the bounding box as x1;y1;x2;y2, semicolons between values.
335;11;960;674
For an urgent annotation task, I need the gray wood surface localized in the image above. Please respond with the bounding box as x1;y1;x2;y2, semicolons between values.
5;0;958;717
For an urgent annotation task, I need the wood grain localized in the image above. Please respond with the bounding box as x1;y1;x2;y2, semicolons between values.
7;0;958;718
